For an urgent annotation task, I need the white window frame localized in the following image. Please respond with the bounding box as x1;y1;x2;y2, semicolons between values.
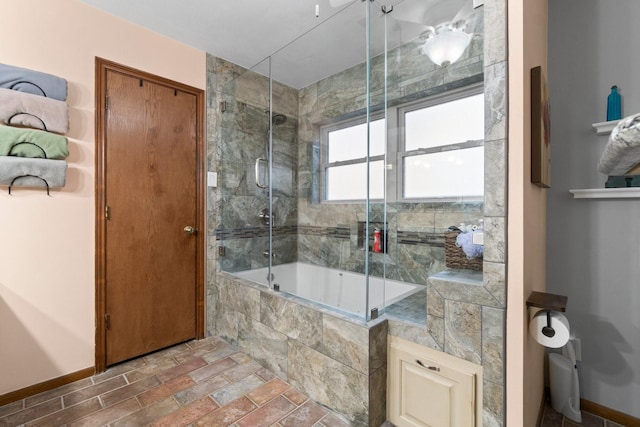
397;85;485;202
320;84;484;203
320;113;386;203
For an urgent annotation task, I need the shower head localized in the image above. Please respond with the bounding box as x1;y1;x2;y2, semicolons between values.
271;114;287;126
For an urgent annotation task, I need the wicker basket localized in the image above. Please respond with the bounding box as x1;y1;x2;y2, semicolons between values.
444;230;483;271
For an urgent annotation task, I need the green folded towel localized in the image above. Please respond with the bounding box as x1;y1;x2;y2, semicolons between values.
0;124;68;159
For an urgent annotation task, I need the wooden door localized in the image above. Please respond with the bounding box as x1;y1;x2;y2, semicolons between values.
95;59;205;368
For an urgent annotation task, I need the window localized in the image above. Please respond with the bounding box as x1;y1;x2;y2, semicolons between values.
401;92;484;199
321;86;484;201
322;117;386;201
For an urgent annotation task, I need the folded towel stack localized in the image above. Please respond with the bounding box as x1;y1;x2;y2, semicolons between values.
0;157;67;193
0;63;67;101
0;88;69;133
598;112;640;176
0;63;70;194
0;125;68;159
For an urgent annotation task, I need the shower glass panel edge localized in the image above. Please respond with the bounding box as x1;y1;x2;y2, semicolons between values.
268;56;273;290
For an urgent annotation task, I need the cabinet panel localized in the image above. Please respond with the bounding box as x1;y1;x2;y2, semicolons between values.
402;361;454;426
388;336;482;427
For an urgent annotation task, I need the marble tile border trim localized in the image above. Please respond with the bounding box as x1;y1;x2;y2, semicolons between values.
216;225;448;248
215;226;296;240
396;231;444;246
297;225;351;239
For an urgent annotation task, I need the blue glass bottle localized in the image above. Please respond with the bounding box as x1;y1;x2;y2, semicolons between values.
607;85;621;121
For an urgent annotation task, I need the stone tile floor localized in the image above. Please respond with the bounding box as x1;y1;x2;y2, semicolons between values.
7;331;630;427
540;399;626;427
0;336;352;427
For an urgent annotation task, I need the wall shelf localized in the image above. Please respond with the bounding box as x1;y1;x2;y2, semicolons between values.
569;188;640;199
526;291;567;312
592;120;620;135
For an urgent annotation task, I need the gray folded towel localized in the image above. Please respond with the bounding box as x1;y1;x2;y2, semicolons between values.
598;113;640;175
0;156;67;193
0;63;67;101
0;88;69;134
0;125;68;159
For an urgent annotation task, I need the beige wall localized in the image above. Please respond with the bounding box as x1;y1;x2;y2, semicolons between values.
507;0;548;425
0;0;205;395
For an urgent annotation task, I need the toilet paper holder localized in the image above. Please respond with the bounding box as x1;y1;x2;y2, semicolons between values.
528;292;572;350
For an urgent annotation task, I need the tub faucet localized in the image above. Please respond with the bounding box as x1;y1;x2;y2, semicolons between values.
263;249;276;259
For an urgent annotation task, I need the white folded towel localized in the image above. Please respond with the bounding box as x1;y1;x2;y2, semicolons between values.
0;88;68;134
598;113;640;175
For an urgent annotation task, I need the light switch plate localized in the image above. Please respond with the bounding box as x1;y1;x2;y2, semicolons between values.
207;171;217;187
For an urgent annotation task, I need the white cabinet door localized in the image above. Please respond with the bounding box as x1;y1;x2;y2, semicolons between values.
388;336;481;427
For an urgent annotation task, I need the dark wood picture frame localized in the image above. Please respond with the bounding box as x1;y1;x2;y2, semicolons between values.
531;65;551;188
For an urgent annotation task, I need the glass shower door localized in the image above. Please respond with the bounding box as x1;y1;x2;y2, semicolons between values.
216;57;273;285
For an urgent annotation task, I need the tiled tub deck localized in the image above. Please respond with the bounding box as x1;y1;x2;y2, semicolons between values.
212;272;388;427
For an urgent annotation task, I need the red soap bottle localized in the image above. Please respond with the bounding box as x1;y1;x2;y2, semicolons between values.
373;228;382;253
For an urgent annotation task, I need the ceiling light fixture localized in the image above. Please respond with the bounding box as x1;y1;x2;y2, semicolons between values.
420;21;472;66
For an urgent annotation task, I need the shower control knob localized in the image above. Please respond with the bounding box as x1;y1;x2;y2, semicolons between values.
183;226;196;235
259;208;273;225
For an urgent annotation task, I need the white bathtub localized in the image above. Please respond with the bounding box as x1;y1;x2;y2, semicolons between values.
233;262;422;317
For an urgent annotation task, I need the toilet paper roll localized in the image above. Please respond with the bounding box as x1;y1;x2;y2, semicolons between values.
530;310;571;348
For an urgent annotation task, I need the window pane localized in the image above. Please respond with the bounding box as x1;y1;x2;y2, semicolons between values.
326;160;384;200
328;118;385;162
405;94;484;150
404;147;484;198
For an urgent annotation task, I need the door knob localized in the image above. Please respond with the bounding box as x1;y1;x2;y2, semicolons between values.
184;226;196;234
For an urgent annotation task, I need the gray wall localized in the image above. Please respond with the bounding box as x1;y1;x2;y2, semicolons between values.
547;0;640;417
